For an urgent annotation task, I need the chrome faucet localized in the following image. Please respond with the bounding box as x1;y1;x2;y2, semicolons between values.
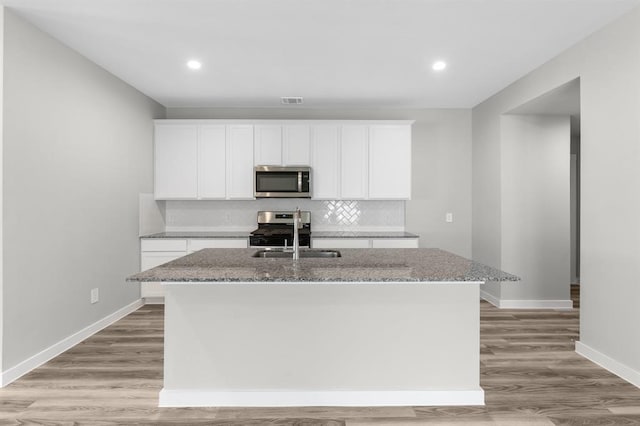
292;207;301;260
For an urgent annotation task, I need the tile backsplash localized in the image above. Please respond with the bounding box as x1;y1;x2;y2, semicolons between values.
164;199;405;232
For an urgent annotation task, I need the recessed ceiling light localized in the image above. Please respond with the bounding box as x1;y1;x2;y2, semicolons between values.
432;61;447;71
186;60;202;70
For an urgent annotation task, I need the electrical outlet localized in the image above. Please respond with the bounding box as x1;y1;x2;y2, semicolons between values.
90;288;99;304
446;213;454;223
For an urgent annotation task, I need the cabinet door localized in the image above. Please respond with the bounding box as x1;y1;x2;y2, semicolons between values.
198;125;226;199
188;238;248;253
154;125;198;199
227;125;255;199
369;125;412;199
140;251;186;271
254;125;283;165
140;251;186;299
283;125;311;165
312;238;371;249
340;125;368;199
311;125;340;199
371;238;419;248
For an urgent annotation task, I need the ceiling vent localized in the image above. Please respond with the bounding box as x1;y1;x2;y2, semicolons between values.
281;97;303;105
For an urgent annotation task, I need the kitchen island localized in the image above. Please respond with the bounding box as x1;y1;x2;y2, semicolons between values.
128;248;518;408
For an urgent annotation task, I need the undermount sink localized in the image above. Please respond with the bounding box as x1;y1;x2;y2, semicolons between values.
252;249;342;258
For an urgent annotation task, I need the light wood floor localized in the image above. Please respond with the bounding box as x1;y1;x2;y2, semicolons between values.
2;286;640;425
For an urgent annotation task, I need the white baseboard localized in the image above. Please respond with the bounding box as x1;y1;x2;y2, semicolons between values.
1;299;144;387
499;299;573;309
159;389;485;407
143;297;165;304
480;290;500;307
576;341;640;389
480;291;572;310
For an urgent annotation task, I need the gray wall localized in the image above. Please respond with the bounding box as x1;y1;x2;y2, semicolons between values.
472;7;640;374
0;7;4;372
2;11;165;370
500;115;571;302
167;108;473;257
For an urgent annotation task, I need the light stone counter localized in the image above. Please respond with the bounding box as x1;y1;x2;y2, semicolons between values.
311;231;419;238
141;231;250;239
127;248;518;283
127;248;518;409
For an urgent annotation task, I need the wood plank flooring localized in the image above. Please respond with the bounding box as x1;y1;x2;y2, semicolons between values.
2;285;640;425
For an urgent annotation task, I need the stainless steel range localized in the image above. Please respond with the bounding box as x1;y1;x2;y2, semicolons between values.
249;211;311;248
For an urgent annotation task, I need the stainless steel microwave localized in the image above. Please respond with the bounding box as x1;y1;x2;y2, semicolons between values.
254;166;311;198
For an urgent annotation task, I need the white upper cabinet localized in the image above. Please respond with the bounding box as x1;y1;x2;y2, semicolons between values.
154;122;255;200
227;125;255;199
282;125;311;165
254;125;282;166
254;124;310;166
369;125;412;199
155;125;198;199
154;120;411;201
311;125;340;200
197;125;226;199
340;125;368;199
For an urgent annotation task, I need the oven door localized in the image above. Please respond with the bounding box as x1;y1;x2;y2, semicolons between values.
249;235;311;248
254;166;311;198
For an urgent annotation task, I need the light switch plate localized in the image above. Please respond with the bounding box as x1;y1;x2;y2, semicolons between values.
446;213;453;223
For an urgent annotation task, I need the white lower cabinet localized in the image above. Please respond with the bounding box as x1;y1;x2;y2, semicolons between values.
140;251;186;299
188;239;248;253
371;238;419;248
140;238;248;300
312;238;371;249
312;238;418;249
140;239;188;300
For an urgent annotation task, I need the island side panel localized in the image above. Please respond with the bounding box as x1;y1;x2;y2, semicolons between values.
162;282;481;406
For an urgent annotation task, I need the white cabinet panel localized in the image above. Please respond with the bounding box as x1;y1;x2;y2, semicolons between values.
371;238;418;248
188;239;248;252
340;125;368;199
198;126;226;199
154;125;198;199
369;125;412;200
141;239;188;252
311;125;340;199
254;125;283;166
312;238;371;249
140;251;186;270
228;125;255;199
140;237;249;299
140;251;187;299
283;125;311;166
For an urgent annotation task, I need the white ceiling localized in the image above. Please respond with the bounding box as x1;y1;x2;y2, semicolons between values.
3;0;639;108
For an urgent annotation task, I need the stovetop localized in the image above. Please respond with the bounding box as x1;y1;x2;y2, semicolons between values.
251;225;311;236
250;211;311;247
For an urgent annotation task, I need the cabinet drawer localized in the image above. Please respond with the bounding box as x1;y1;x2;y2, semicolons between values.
312;238;371;249
189;239;248;251
371;238;419;248
141;239;188;252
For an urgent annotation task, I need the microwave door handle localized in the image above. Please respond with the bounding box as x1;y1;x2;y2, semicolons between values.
298;172;302;193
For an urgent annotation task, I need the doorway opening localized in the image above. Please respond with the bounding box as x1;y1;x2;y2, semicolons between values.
502;78;580;309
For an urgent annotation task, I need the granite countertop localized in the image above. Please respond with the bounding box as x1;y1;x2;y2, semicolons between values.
141;232;250;239
141;231;418;239
312;231;419;239
127;248;519;283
